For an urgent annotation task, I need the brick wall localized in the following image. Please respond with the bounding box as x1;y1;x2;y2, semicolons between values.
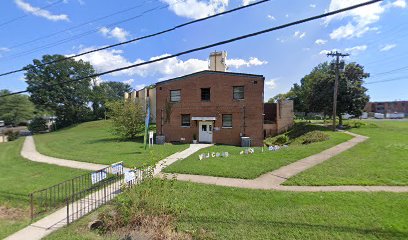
156;71;265;146
276;100;294;134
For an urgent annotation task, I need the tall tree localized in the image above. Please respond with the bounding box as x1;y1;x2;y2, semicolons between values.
25;55;96;127
91;81;132;119
0;89;35;126
279;61;369;125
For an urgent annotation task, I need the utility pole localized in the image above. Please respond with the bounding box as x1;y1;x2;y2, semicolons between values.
327;51;349;131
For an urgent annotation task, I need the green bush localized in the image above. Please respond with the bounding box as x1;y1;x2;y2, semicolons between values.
299;131;329;144
264;134;289;146
106;101;145;139
28;117;48;134
4;130;19;141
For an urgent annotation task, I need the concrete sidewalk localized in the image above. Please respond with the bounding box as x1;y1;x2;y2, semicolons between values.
164;132;408;192
9;138;212;240
21;136;108;171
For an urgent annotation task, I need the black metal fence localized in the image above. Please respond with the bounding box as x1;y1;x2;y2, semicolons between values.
66;169;144;224
29;162;124;220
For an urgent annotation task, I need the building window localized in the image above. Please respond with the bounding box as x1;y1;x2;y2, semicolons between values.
233;86;244;100
181;114;190;127
201;88;211;101
222;114;232;128
170;90;181;102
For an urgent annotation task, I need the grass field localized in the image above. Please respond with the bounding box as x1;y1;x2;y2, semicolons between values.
164;131;352;179
0;139;87;239
45;180;408;240
285;120;408;186
34;120;189;168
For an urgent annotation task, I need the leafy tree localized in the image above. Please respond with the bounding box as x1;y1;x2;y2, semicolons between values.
106;100;145;139
0;89;35;126
279;61;369;125
24;54;96;128
28;117;48;133
91;81;132;119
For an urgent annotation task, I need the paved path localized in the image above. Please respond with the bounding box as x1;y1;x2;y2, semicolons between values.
163;132;408;193
8;138;212;240
21;136;108;171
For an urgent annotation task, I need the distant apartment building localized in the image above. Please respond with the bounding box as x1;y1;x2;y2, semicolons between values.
364;101;408;116
125;87;156;123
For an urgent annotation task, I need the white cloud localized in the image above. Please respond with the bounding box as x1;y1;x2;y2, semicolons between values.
267;14;275;20
392;0;406;8
265;79;277;90
135;84;146;90
242;0;256;6
344;45;367;55
319;45;367;55
294;31;306;39
310;4;316;8
227;57;268;68
161;0;228;19
99;27;130;42
15;0;69;21
380;44;397;52
123;79;134;85
74;46;266;80
315;39;327;45
326;0;406;40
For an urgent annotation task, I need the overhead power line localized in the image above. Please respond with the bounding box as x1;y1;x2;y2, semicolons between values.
0;0;270;77
6;0;155;50
0;0;383;98
0;0;188;62
365;76;407;84
0;0;64;28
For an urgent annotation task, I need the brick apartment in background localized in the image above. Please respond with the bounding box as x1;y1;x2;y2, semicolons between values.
364;101;408;116
125;51;294;146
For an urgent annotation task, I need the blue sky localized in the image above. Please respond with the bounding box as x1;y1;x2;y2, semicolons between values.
0;0;407;102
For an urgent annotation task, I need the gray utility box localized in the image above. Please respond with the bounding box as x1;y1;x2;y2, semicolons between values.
241;137;251;147
156;135;165;145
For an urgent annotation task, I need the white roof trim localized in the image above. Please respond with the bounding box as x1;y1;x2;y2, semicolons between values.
191;117;216;121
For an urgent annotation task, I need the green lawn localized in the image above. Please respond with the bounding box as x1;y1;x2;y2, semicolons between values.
285;120;408;186
34;120;189;168
0;139;87;239
164;131;352;179
46;180;408;240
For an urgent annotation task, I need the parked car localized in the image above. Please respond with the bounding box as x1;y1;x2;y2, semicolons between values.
386;112;404;119
342;113;354;120
361;112;368;119
0;120;5;127
374;113;385;119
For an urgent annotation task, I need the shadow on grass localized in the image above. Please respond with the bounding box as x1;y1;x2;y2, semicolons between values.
184;216;408;238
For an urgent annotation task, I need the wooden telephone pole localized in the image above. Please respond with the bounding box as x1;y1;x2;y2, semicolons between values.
327;51;349;131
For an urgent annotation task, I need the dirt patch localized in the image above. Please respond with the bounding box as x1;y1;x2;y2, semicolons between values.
0;205;27;220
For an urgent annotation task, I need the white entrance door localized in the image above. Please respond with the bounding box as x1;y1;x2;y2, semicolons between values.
199;121;213;143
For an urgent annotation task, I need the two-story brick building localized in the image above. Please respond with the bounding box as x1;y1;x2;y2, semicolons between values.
125;52;294;147
155;70;265;146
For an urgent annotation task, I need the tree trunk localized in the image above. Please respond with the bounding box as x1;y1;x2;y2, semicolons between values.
338;114;343;126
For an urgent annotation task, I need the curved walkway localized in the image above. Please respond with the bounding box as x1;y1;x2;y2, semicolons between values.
163;132;408;192
21;136;108;171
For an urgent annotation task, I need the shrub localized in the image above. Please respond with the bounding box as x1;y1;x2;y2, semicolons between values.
28;117;48;134
106;101;145;139
299;130;329;144
264;134;289;146
4;130;19;141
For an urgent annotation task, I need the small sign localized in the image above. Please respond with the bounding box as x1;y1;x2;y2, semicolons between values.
91;171;107;184
111;162;123;174
198;152;229;160
124;170;136;183
149;131;154;147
